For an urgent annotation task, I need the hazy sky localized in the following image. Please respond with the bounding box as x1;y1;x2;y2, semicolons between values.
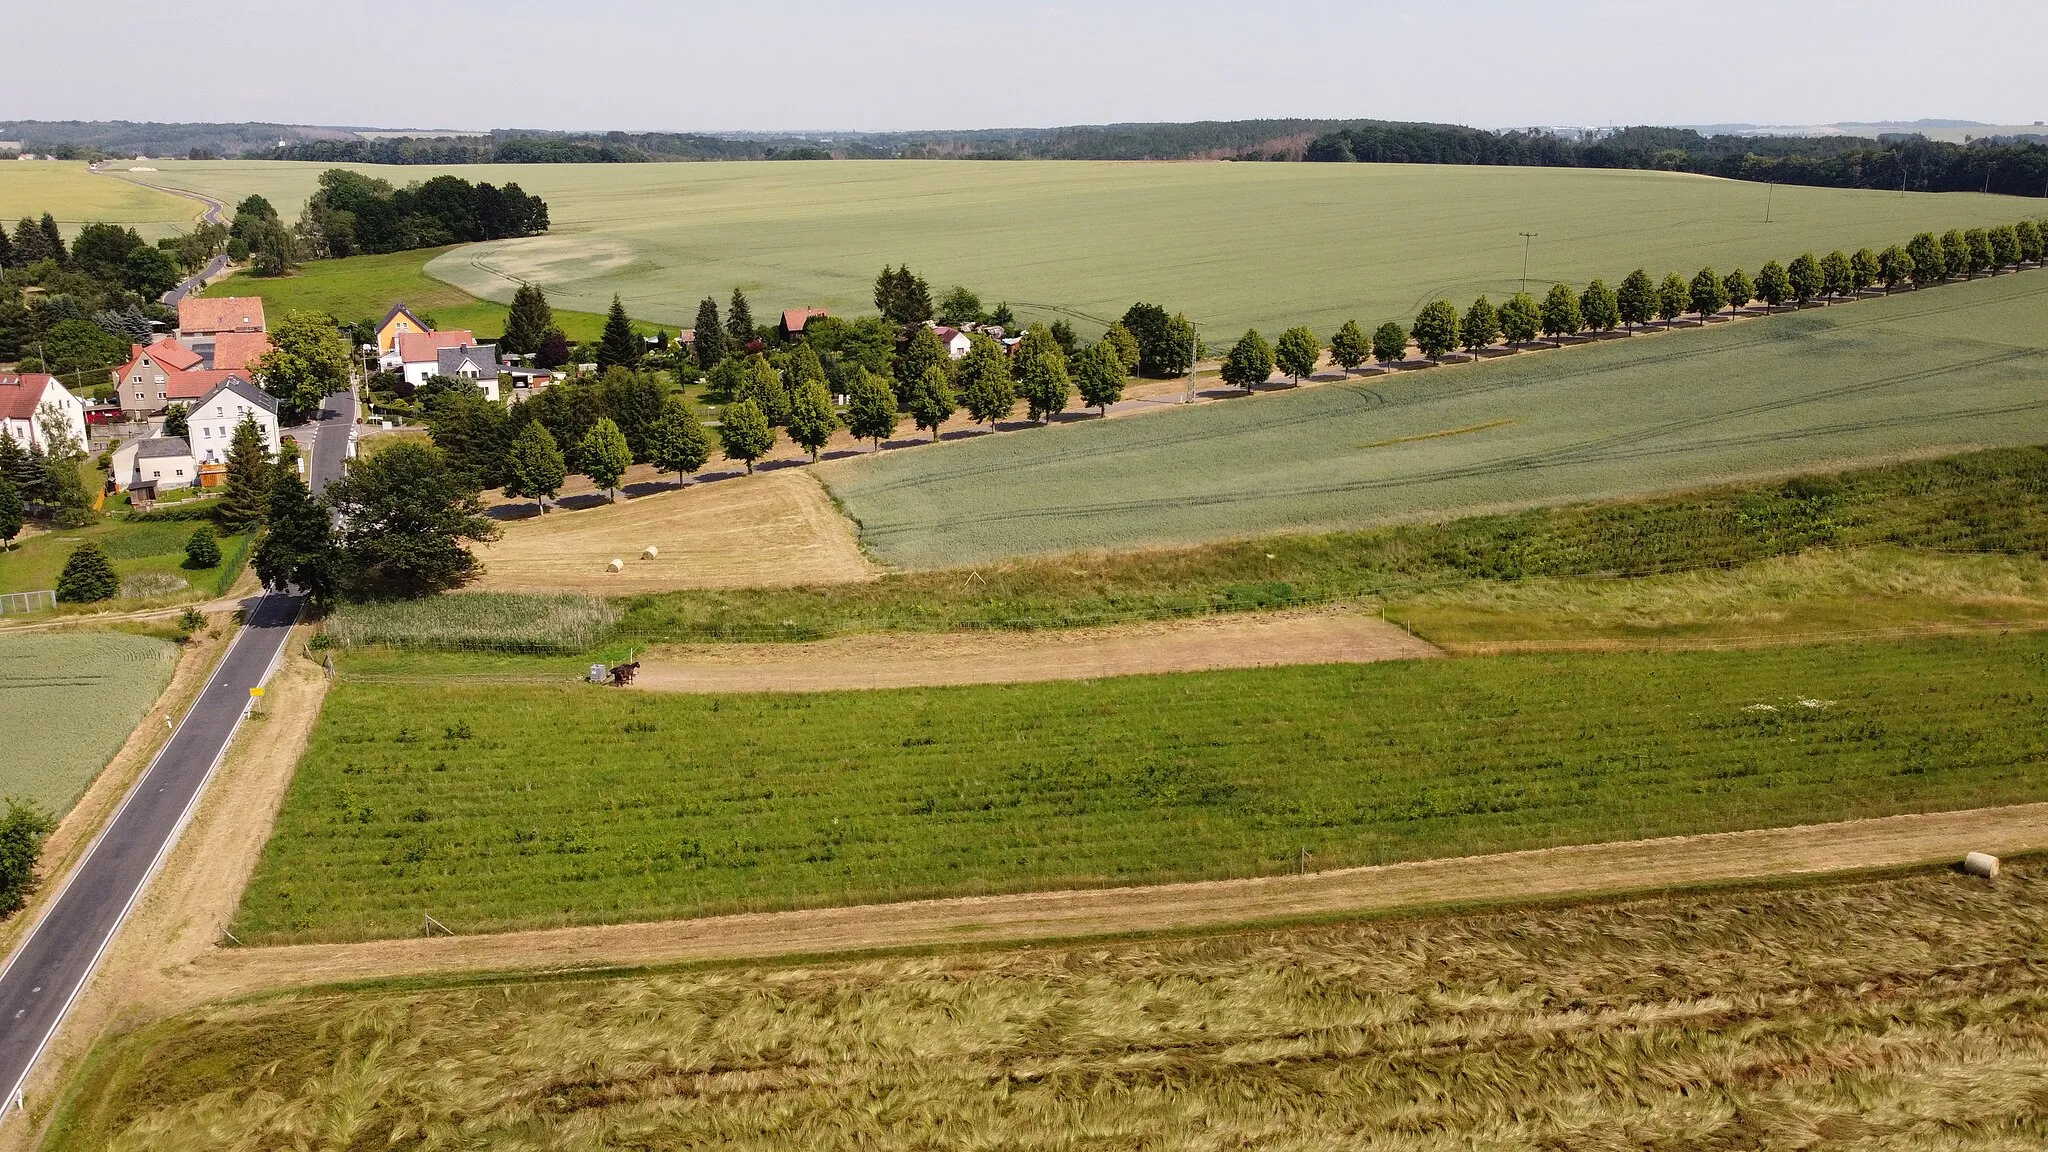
13;0;2047;132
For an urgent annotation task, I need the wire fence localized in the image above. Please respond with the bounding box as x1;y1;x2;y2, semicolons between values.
0;590;57;616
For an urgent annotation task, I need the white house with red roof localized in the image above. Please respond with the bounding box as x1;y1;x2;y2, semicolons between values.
0;373;88;454
390;329;479;385
109;376;280;493
929;326;974;359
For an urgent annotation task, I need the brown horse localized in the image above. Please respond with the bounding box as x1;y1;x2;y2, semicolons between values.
607;661;641;686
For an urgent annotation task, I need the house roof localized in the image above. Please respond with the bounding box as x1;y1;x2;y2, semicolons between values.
397;330;477;363
782;308;829;334
178;295;266;333
142;339;202;371
194;374;279;414
209;331;272;371
437;344;502;377
378;302;427;331
166;369;246;401
0;374;57;421
136;435;194;460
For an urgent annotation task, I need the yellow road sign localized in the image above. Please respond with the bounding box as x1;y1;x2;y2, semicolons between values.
249;687;265;697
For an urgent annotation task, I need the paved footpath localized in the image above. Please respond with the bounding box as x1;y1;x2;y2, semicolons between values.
0;387;354;1114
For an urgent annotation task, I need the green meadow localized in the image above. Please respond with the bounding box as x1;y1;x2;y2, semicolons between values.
824;270;2048;567
124;158;2038;333
235;633;2048;943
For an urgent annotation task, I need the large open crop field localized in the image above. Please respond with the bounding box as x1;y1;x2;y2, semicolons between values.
56;859;2048;1150
0;162;204;240
826;270;2048;567
122;158;2035;334
234;633;2048;943
0;631;178;815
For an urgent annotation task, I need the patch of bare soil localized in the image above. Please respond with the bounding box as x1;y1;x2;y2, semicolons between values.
472;469;877;592
182;802;2048;1000
629;608;1439;693
1;633;328;1150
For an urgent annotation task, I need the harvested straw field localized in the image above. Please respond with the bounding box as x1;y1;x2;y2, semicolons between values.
470;470;875;593
824;271;2048;567
233;633;2048;943
0;631;179;815
52;859;2048;1150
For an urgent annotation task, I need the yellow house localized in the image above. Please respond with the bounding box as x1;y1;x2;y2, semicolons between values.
375;304;431;356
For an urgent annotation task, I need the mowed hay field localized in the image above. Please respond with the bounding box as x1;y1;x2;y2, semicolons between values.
0;632;178;815
473;471;876;593
125;159;2035;333
0;162;204;240
202;249;614;342
233;633;2048;943
826;270;2048;567
56;861;2048;1150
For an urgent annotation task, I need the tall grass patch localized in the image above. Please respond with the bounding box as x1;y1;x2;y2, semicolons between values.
58;860;2048;1150
0;631;178;814
236;633;2048;942
324;593;621;654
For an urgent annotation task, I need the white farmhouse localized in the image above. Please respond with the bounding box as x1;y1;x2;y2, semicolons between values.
435;343;505;401
0;373;88;454
186;376;281;464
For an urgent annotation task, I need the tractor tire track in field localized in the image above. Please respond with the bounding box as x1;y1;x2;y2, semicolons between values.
856;347;2044;541
184;801;2048;997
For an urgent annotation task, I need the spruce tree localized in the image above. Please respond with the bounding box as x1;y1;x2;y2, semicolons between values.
253;470;341;605
0;474;21;549
503;421;568;511
726;288;754;349
500;284;554;355
693;297;724;369
647;396;711;483
844;369;899;447
1220;329;1274;391
38;214;65;266
1616;269;1654;331
903;364;957;440
1328;320;1368;370
597;295;640;369
0;431;33;503
215;417;273;533
56;542;118;602
1460;296;1499;354
9;218;43;266
0;222;12;268
717;397;774;472
183;525;221;569
577;417;632;502
1409;301;1459;361
787;376;837;460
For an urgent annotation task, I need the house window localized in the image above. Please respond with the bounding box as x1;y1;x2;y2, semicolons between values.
157;392;166;399
176;468;185;476
202;427;211;438
151;470;160;478
132;375;142;383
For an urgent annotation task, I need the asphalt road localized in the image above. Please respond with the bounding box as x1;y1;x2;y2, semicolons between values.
0;389;355;1114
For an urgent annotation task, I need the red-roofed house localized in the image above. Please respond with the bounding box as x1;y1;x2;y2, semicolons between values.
374;303;431;355
115;343;200;417
394;330;479;385
208;331;273;372
780;308;829;340
930;326;974;359
0;373;88;454
177;295;266;337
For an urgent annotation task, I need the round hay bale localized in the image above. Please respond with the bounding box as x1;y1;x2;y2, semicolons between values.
642;546;659;560
606;558;625;573
1962;851;2001;879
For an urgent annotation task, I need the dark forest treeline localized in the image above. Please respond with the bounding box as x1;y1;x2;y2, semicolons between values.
1305;124;2048;197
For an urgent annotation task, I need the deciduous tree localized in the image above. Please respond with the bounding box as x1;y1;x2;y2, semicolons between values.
576;417;632;501
1689;267;1727;324
1072;342;1125;414
1940;229;1970;280
843;368;899;446
1372;320;1410;364
253;470;341;604
956;334;1015;430
1964;228;1993;277
894;325;948;392
1578;279;1618;332
1906;232;1942;285
1820;250;1853;298
1616;269;1654;331
0;800;56;915
534;328;570;370
1655;273;1689;323
1538;283;1582;344
327;440;498;597
903;364;956;440
256;310;351;424
1156;313;1198;378
1786;253;1822;305
1328;319;1368;370
1498;293;1540;345
787;374;837;460
717;397;774;472
503;420;567;510
1989;224;2021;270
1014;326;1071;422
1878;245;1912;292
1754;261;1791;311
1850;248;1880;292
936;285;983;327
2016;220;2044;264
1722;268;1754;314
740;355;791;426
1274;325;1323;380
1409;302;1459;361
1220;329;1274;391
646;396;711;481
1101;322;1141;377
1459;296;1499;354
